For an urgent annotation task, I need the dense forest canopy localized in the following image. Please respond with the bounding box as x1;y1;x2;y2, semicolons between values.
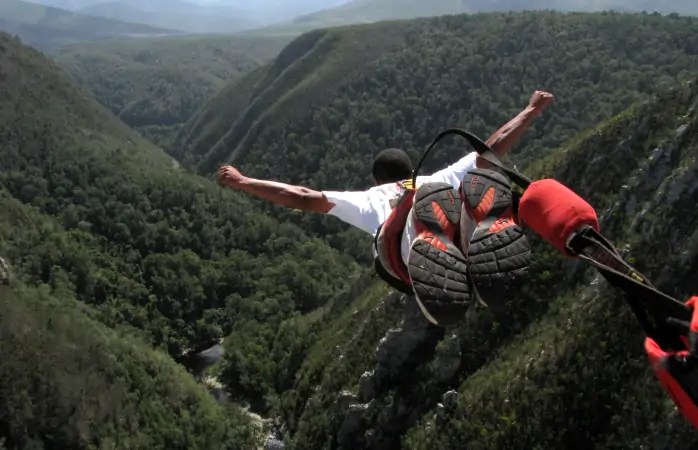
0;282;262;450
181;11;698;178
0;30;365;447
2;6;698;450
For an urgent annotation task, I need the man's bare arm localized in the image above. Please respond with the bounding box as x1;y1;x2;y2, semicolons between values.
218;166;335;213
477;90;554;169
238;178;335;213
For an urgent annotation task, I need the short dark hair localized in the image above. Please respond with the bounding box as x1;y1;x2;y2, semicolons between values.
372;148;413;184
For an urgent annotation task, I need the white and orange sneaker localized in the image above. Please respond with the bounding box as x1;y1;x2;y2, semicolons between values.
459;168;531;308
407;181;474;327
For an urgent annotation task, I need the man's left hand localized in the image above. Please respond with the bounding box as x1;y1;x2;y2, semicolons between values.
528;90;555;115
218;165;246;188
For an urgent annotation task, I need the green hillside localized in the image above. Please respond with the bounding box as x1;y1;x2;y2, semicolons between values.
0;30;266;450
0;28;366;434
0;0;179;51
53;34;290;148
0;280;262;449
178;11;698;176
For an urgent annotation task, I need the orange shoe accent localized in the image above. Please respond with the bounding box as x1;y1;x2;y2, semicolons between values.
489;207;517;233
470;186;494;223
432;201;457;240
419;232;449;251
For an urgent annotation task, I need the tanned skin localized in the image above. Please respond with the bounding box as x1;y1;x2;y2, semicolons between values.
476;91;554;169
218;90;554;214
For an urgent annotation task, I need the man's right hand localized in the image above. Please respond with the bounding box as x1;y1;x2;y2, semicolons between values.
218;165;246;188
528;90;554;114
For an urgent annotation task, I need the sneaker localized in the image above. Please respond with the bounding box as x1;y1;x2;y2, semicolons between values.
407;181;474;327
460;168;531;308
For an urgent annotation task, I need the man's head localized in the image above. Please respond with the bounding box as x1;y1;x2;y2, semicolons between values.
371;148;413;185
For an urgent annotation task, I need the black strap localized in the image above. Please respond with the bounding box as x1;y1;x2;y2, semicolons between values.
374;257;413;294
413;128;532;190
568;226;691;351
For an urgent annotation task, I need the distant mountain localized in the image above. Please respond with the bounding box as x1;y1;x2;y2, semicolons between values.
25;0;96;9
80;0;258;33
252;0;698;35
236;0;350;25
30;0;351;31
27;0;698;36
53;33;290;146
454;0;698;14
0;0;180;51
22;0;260;33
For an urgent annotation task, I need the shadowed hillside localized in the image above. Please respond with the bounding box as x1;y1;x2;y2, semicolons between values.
0;280;262;449
53;34;290;147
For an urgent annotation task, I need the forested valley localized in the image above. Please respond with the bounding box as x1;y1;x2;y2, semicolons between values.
1;7;698;450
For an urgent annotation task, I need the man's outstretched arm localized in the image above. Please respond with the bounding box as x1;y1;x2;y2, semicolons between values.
478;90;554;169
218;166;334;213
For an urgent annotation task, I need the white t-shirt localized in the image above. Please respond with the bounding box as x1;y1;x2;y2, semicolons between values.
323;151;479;267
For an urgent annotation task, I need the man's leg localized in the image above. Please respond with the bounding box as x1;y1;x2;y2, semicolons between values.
406;182;474;327
459;168;531;307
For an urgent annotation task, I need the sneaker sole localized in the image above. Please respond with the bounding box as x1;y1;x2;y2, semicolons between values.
407;182;473;327
461;169;531;307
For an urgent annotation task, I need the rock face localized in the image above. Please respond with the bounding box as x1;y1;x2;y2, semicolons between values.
197;343;224;367
0;257;11;285
333;293;449;450
359;294;444;403
264;435;285;450
182;341;225;380
178;341;229;404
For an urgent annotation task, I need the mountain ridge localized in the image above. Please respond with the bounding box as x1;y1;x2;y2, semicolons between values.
249;0;698;36
174;11;698;199
0;0;181;51
174;23;413;169
77;0;256;34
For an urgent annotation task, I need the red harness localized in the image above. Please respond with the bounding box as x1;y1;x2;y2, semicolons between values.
644;296;698;429
373;185;416;294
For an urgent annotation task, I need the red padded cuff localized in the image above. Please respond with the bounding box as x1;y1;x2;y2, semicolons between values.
518;179;600;256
